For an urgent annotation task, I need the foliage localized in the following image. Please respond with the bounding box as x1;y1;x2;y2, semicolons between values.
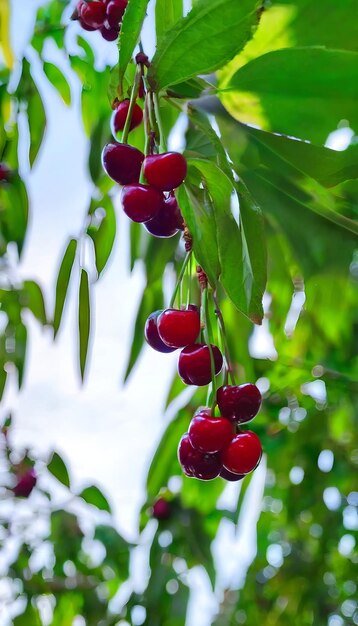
0;0;357;624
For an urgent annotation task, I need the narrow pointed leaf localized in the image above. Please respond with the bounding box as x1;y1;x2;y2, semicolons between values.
78;269;91;382
43;61;71;105
21;280;47;325
118;0;150;91
53;239;77;337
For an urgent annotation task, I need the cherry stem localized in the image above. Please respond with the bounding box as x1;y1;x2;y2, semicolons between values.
202;287;217;414
170;251;192;308
186;252;192;308
122;65;142;144
213;291;237;386
152;91;167;153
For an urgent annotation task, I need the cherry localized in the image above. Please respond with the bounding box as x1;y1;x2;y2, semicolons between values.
144;195;183;238
157;306;200;349
188;413;233;454
219;467;245;482
222;431;262;475
100;24;119;40
111;99;143;135
217;383;262;423
178;343;223;386
0;163;11;182
144;310;176;353
178;433;222;480
102;142;144;185
121;184;163;223
105;0;127;27
143;152;187;191
79;1;106;29
152;497;171;520
13;469;37;497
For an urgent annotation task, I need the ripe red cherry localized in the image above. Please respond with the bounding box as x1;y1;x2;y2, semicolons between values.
219;467;245;482
102;142;144;185
105;0;127;27
222;431;262;475
178;433;222;480
111;100;143;135
157;306;200;349
100;24;119;40
152;497;171;520
121;184;163;222
0;163;11;182
178;343;223;386
143;152;187;191
144;310;176;353
217;383;262;423
79;1;106;28
188;414;233;454
144;195;183;238
13;469;37;497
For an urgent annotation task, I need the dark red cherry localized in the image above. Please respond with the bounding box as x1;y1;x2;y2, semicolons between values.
0;163;11;182
144;310;176;353
79;1;106;28
13;469;37;497
121;184;163;222
100;23;119;40
222;431;262;475
178;433;222;480
157;306;200;349
105;0;127;27
143;152;187;191
111;100;143;135
178;343;223;386
152;497;171;520
188;414;233;454
219;467;245;482
144;195;183;238
217;383;262;423
102;142;144;185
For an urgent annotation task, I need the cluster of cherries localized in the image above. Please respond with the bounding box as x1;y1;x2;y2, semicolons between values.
72;0;128;41
144;304;263;481
99;60;263;484
178;385;262;481
102;138;186;238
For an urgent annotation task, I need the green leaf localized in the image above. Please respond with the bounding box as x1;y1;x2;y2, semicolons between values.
148;0;260;91
53;238;77;338
118;0;150;91
43;61;71;105
0;366;7;401
89;116;111;183
21;280;47;325
155;0;183;43
147;409;190;499
186;105;233;180
230;120;358;188
47;451;71;488
18;59;46;166
79;485;112;513
177;184;219;287
14;322;27;388
186;158;266;322
0;174;29;255
124;279;163;381
221;47;358;143
87;198;116;276
242;168;358;274
78;269;91;382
